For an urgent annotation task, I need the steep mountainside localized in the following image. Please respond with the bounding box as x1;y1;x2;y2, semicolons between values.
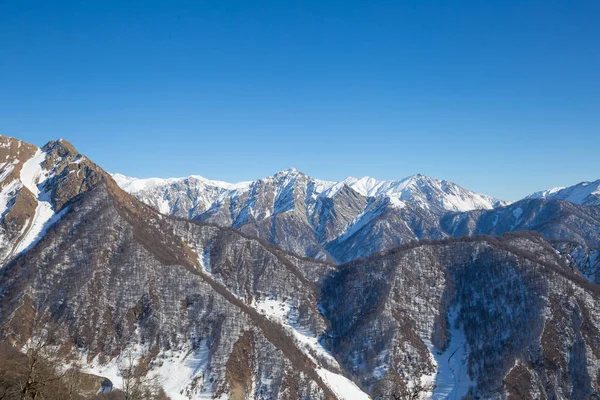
114;170;508;262
0;136;105;264
0;136;371;400
527;179;600;206
321;233;600;399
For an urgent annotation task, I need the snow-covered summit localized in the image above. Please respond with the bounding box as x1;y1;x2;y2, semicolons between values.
325;173;508;213
112;172;251;192
525;179;600;206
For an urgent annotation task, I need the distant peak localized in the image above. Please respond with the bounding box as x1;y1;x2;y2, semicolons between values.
274;167;303;177
404;173;433;182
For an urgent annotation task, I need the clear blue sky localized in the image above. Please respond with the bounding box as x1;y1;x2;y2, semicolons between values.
1;1;599;200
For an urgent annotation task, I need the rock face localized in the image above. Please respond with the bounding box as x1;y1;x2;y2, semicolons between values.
1;134;600;399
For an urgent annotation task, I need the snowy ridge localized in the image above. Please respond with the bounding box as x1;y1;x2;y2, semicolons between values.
113;169;510;262
324;173;503;213
526;179;600;206
112;172;252;192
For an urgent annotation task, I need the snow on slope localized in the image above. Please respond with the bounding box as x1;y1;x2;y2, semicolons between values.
526;187;565;199
12;149;66;256
526;179;600;206
328;174;506;212
425;308;473;400
82;341;216;400
253;297;371;400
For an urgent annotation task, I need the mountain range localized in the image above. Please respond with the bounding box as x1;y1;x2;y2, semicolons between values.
1;134;599;399
113;169;600;278
112;170;509;263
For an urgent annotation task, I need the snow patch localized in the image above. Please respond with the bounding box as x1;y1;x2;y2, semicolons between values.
13;149;66;256
512;207;523;220
253;298;371;400
81;341;214;400
426;308;473;399
0;179;21;217
0;164;15;183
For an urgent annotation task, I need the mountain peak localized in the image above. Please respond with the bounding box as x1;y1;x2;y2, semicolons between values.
273;167;302;177
43;138;78;155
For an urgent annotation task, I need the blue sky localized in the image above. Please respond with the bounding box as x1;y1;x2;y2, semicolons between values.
1;1;599;200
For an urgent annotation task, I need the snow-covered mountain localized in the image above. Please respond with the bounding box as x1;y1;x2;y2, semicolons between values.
114;170;507;216
324;173;507;212
526;179;600;206
113;169;509;261
2;135;600;399
0;136;104;264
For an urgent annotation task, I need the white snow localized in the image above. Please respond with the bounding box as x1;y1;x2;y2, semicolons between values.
156;197;171;214
20;149;47;196
387;196;407;209
512;207;523;220
426;308;473;400
317;368;371;400
254;297;291;320
81;341;214;400
12;149;64;256
0;179;21;217
111;173;252;192
527;186;565;199
253;298;371;400
150;343;213;399
525;179;600;206
0;164;15;183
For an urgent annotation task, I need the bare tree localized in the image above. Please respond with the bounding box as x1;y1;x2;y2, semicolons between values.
0;315;73;399
118;350;163;400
